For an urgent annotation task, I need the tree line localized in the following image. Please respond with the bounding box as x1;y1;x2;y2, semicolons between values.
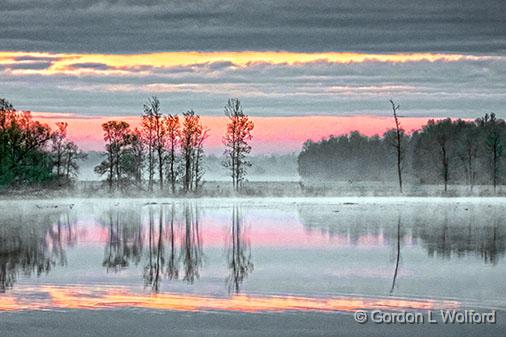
94;97;254;193
0;98;86;188
7;92;503;193
0;96;254;193
299;108;506;192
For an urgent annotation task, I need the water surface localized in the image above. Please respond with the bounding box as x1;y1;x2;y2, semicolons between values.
1;198;505;312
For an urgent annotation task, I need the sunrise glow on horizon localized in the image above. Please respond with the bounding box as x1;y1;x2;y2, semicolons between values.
2;49;493;155
32;113;435;153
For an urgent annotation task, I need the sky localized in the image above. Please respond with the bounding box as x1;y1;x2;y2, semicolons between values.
1;0;505;153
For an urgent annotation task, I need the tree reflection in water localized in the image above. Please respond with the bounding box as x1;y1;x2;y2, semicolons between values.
298;204;506;264
179;203;203;284
226;205;254;294
143;206;161;290
415;208;505;265
166;203;179;280
0;209;76;292
141;203;202;291
101;209;143;272
390;215;401;294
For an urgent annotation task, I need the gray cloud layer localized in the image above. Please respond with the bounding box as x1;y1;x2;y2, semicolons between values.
1;0;505;53
2;57;505;118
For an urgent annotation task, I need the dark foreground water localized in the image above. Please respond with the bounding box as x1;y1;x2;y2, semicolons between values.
0;197;505;335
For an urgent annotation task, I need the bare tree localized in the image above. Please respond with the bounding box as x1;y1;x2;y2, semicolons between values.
164;115;180;194
151;98;167;191
63;141;87;182
434;120;454;192
50;122;86;184
124;128;145;187
180;110;208;193
193;127;209;192
181;111;197;193
143;97;166;191
141;101;157;192
222;99;254;192
51;122;68;178
412;119;456;192
95;120;131;191
482;113;503;192
389;99;403;193
457;122;479;190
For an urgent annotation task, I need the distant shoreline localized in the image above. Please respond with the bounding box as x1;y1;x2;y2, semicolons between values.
1;180;506;199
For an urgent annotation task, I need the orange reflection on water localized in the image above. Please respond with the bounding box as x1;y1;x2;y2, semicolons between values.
0;296;24;311
0;285;459;313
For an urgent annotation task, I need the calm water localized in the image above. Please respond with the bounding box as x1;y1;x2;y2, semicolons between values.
1;198;505;312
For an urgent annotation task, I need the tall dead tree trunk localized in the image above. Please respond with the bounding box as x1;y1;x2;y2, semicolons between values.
389;100;403;193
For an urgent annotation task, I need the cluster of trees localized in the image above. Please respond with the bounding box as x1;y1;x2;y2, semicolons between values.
299;112;506;192
94;98;209;193
95;97;254;193
0;96;255;193
0;98;85;188
412;114;504;192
